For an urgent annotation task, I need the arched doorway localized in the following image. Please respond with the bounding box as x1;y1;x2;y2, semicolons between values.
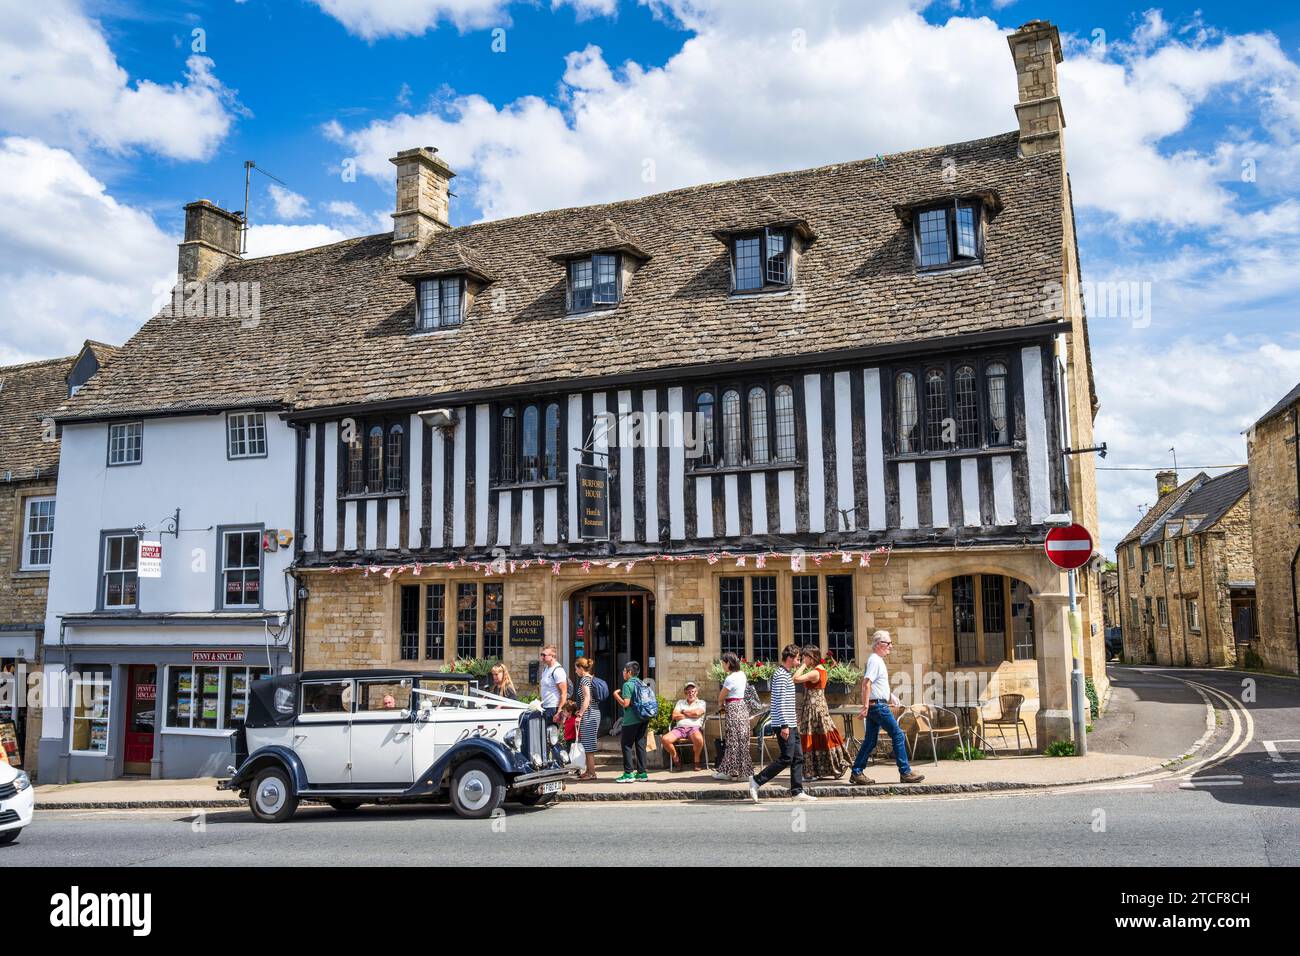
568;583;655;732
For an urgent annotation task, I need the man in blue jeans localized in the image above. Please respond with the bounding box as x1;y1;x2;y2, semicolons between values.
850;630;925;785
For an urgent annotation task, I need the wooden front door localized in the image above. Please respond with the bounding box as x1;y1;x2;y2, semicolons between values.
124;665;157;774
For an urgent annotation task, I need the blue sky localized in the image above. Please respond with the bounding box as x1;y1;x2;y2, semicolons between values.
3;0;1300;552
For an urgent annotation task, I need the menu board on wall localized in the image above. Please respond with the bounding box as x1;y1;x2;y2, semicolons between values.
665;614;705;646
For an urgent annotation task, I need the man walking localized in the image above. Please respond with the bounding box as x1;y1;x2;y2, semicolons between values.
850;630;924;785
750;644;815;802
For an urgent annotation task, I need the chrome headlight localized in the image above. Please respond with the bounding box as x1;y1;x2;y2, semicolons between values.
13;771;31;792
504;729;521;751
547;726;560;747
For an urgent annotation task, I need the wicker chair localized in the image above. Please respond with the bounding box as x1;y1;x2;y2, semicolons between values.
983;693;1032;753
908;705;965;765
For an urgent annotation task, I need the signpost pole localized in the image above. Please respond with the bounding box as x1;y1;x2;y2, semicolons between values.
1068;568;1088;756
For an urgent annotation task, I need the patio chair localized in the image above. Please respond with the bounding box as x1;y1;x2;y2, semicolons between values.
907;705;965;766
983;693;1032;753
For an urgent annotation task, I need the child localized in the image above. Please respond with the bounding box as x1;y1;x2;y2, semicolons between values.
562;700;579;746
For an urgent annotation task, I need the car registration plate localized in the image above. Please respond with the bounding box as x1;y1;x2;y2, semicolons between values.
540;780;563;795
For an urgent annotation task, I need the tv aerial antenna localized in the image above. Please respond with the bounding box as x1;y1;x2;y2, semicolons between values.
241;161;290;254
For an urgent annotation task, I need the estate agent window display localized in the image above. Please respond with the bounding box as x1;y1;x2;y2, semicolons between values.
163;664;272;733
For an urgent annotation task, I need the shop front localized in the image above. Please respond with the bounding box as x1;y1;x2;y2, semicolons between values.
1;630;39;769
38;621;291;783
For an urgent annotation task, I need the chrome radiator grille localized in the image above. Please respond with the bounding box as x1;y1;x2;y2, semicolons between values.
523;712;545;768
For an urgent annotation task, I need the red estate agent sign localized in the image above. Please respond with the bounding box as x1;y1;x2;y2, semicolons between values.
1044;523;1094;570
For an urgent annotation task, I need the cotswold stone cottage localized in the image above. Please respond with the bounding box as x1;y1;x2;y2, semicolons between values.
1115;468;1254;668
47;19;1104;763
1247;383;1300;675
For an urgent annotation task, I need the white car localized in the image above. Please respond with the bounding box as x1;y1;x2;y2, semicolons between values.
0;760;34;845
219;669;572;822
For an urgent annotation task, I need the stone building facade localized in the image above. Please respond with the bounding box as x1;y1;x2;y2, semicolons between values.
47;20;1104;759
1;342;116;769
1247;383;1300;675
1116;467;1252;667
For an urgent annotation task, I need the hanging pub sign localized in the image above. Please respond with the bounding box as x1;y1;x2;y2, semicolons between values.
509;615;545;647
138;540;163;578
576;463;610;541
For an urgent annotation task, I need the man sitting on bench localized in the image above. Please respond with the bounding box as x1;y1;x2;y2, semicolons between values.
662;681;707;771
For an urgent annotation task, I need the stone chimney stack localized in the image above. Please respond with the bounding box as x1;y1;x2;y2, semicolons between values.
1156;470;1178;497
1008;20;1065;156
178;200;243;285
390;146;455;260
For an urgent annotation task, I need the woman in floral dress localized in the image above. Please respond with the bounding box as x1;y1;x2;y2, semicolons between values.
793;645;850;779
713;652;753;780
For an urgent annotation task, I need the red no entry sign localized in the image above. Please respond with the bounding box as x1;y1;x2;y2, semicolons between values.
1044;523;1094;570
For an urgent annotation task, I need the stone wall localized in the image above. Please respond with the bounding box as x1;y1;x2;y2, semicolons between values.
298;544;1082;748
1248;407;1300;674
1;478;57;630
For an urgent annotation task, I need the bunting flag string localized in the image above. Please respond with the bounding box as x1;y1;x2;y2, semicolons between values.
344;545;893;579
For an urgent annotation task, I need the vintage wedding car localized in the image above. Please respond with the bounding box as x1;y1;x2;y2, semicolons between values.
219;669;572;821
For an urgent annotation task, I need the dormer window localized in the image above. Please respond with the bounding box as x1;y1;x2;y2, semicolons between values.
568;254;620;312
417;277;464;330
914;199;982;270
731;228;790;292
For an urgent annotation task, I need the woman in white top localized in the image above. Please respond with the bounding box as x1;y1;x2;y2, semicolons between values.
714;652;753;779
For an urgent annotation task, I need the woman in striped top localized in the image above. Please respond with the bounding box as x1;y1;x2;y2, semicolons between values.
573;657;599;780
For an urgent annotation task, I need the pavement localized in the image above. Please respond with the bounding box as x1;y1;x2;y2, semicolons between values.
30;663;1222;808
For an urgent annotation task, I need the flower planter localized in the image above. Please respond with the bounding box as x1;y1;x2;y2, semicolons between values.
826;681;851;695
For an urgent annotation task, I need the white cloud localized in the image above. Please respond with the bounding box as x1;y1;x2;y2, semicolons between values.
268;184;312;220
328;9;1014;221
243;223;353;258
1093;336;1300;553
310;0;616;39
0;137;175;364
0;0;239;161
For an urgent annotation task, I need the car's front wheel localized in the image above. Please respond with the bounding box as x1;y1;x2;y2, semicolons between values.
0;828;19;845
249;766;298;823
450;759;506;819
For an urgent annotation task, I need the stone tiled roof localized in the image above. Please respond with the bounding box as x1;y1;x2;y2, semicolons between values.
58;130;1067;420
1117;473;1204;548
1253;381;1300;429
1163;466;1250;535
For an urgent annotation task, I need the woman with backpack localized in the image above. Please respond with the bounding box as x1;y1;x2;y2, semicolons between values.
612;660;650;783
713;652;754;781
573;657;601;780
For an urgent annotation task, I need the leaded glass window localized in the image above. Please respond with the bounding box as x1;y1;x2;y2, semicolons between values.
896;372;918;453
924;369;948;451
987;362;1009;445
955;365;979;448
721;389;742;466
774;384;796;461
748;387;769;464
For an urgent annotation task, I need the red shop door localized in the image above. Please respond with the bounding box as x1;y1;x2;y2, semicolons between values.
124;665;157;774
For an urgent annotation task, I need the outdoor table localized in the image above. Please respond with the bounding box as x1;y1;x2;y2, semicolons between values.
828;705;862;757
943;699;999;756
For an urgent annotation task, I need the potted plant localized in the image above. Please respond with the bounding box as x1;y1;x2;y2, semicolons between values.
449;656;501;689
742;659;775;690
825;660;862;696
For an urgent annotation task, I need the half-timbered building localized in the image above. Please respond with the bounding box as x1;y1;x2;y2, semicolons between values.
52;19;1104;751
